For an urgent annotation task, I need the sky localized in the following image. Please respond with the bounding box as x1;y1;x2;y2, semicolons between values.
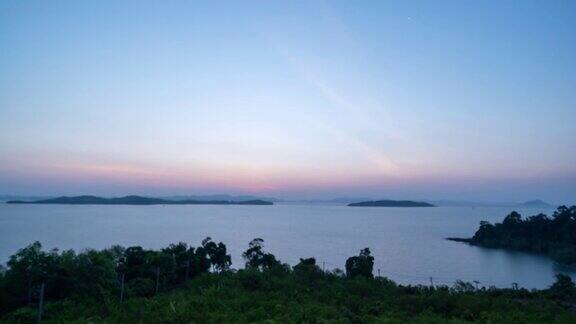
1;1;575;203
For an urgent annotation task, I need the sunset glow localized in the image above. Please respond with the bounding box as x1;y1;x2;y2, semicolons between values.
1;1;575;202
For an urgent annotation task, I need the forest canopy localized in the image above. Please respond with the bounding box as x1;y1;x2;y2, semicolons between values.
461;206;576;265
1;237;575;322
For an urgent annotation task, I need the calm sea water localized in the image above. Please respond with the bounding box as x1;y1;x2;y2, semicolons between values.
0;203;574;289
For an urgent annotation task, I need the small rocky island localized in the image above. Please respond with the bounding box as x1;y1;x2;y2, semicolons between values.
348;200;435;207
6;195;273;206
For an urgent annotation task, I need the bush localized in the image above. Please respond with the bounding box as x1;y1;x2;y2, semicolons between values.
127;278;155;297
345;248;374;278
238;270;263;291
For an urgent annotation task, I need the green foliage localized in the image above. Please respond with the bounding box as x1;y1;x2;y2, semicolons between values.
242;238;283;271
126;277;155;297
472;206;576;264
549;274;576;300
4;271;574;323
238;269;264;291
345;248;374;278
1;238;576;322
202;237;232;272
0;238;226;316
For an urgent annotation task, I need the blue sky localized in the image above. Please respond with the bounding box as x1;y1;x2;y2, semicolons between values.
1;1;575;202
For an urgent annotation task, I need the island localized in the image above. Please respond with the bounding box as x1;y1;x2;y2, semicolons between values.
519;199;552;208
6;195;273;206
447;205;576;265
348;200;435;207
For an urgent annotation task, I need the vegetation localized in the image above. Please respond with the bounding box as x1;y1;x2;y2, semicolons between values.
6;195;273;205
348;200;435;207
345;248;375;278
450;206;576;265
1;239;575;322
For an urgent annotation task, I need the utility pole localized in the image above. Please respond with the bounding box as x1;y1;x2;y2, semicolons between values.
322;261;325;272
119;273;125;303
377;269;381;277
429;277;434;288
36;283;45;324
155;267;160;294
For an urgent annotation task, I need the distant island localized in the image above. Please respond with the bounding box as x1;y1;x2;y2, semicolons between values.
161;194;281;203
348;200;435;207
519;199;552;208
6;195;273;206
428;199;553;208
447;205;576;265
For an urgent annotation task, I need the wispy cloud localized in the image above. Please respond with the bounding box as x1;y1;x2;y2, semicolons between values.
263;3;403;175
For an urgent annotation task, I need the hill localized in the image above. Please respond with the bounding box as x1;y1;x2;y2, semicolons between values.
520;199;552;208
6;195;273;206
348;200;435;207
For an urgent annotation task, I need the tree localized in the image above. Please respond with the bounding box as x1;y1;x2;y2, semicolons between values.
118;246;146;280
452;280;475;293
162;242;192;280
294;258;317;269
212;242;232;272
467;206;576;265
201;237;231;272
473;221;496;242
149;252;177;287
549;274;576;300
293;258;323;282
242;238;281;271
345;248;374;278
243;238;265;269
73;250;117;297
5;242;51;305
503;211;522;228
